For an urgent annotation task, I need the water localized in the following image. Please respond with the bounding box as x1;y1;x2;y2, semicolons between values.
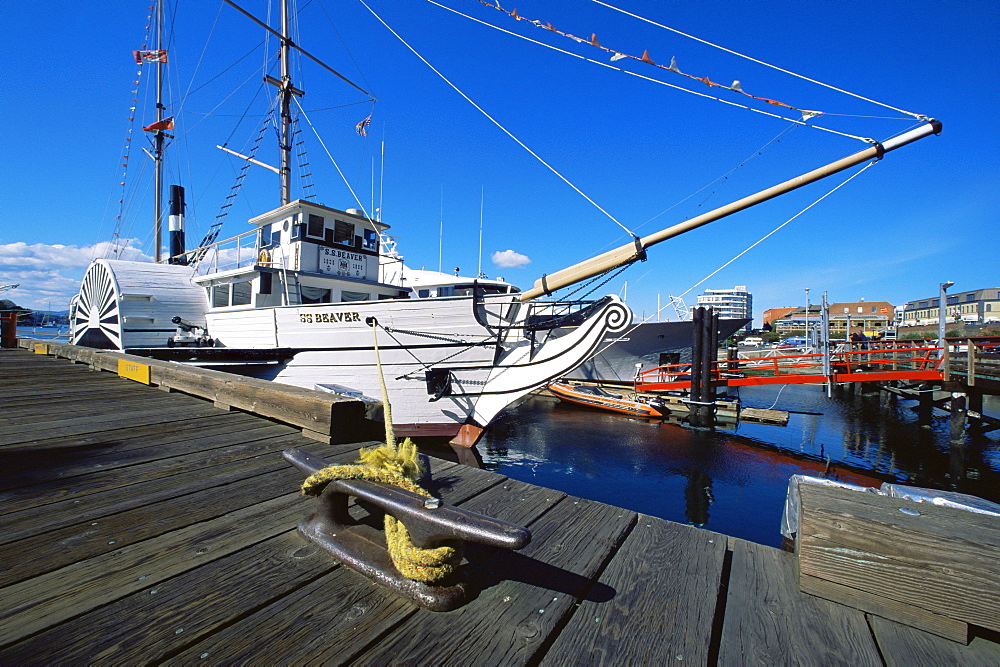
469;384;1000;548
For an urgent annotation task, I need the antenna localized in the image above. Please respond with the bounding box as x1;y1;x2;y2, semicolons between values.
378;138;385;222
438;186;444;273
477;187;484;278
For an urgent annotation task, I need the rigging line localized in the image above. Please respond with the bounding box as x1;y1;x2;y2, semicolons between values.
222;0;375;100
590;123;800;259
424;0;871;144
676;160;878;301
592;0;927;121
293;97;370;217
364;0;637;239
604;160;877;347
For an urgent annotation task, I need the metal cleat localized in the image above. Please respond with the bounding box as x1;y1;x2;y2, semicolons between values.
283;447;531;611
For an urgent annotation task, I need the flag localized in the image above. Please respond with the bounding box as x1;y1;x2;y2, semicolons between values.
133;49;168;64
355;114;371;137
143;117;174;132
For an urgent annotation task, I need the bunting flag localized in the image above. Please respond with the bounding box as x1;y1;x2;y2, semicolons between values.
476;0;824;119
356;114;372;137
133;49;168;64
142;116;174;132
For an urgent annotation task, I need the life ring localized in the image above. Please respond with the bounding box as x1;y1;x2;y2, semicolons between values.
258;248;271;265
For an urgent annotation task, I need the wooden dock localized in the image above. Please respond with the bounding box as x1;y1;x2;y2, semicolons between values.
2;346;998;664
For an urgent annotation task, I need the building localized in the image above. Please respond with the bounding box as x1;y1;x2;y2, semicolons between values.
770;299;895;337
900;287;1000;326
763;307;796;327
770;305;824;335
828;300;895;336
696;286;752;331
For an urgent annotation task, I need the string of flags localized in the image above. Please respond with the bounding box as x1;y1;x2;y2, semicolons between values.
476;0;824;121
112;6;158;255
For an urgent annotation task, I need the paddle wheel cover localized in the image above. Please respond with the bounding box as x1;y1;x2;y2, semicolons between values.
71;260;123;349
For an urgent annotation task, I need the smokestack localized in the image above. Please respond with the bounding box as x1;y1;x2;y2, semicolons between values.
167;185;187;265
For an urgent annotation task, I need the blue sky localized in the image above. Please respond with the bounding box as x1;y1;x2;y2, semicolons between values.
1;0;996;324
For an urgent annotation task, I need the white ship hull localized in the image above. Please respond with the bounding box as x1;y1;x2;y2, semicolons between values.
71;254;631;439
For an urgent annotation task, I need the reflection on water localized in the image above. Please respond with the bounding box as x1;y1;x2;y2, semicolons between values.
473;384;1000;548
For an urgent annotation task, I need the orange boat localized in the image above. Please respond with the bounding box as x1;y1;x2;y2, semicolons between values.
547;381;669;419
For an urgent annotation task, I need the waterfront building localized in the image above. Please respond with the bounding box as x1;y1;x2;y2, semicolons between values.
828;300;895;336
900;287;1000;326
763;307;796;327
770;299;894;337
770;305;824;336
697;286;752;331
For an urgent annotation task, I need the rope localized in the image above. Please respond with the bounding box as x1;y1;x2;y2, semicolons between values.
297;319;462;583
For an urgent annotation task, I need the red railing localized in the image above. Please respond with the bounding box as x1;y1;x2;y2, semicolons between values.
635;341;949;391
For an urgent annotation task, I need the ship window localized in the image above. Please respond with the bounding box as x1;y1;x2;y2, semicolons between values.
335;220;355;245
232;281;251;306
307;214;325;237
341;290;369;302
439;286;454;297
363;228;378;251
418;289;430;298
300;287;331;304
212;285;229;308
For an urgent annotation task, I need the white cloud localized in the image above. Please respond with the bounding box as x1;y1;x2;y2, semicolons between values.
0;240;151;311
491;249;531;269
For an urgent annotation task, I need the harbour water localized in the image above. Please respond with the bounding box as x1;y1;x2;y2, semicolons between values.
472;384;1000;548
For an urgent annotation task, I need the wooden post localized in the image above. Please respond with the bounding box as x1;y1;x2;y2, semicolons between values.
690;307;704;426
967;341;976;387
917;390;934;427
949;392;967;446
705;309;719;425
0;312;15;348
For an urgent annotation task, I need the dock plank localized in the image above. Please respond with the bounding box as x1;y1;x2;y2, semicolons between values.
0;491;306;646
161;463;511;665
348;496;637;665
0;531;337;665
719;539;883;665
0;434;349;546
869;615;1000;666
0;417;289;497
0;401;226;446
541;515;727;666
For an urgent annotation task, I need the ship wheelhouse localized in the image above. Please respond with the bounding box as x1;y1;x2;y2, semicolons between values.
194;200;410;311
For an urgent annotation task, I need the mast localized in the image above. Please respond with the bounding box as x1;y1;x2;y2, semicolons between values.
279;0;292;205
153;0;165;262
221;0;374;207
519;120;942;301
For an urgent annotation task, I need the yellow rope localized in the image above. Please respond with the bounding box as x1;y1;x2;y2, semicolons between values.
299;322;462;583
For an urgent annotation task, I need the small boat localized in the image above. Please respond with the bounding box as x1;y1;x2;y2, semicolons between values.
547;381;669;419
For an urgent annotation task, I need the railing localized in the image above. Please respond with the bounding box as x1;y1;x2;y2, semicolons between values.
176;229;266;275
637;341;949;390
